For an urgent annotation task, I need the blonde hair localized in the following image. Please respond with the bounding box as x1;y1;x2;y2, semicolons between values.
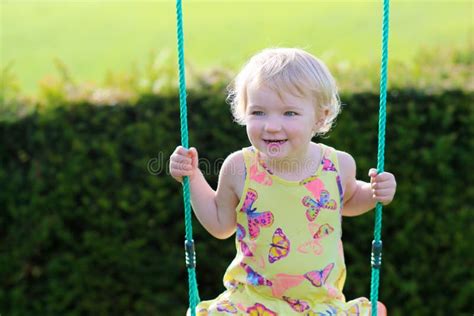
227;48;341;135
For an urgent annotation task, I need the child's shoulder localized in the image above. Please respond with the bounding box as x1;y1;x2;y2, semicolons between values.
219;150;246;197
222;147;256;172
335;149;356;167
335;148;357;181
222;149;245;173
224;149;244;165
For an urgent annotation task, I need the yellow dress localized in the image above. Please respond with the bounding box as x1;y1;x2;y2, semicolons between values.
195;144;371;315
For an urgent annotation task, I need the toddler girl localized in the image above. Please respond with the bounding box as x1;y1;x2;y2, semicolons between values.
170;48;396;315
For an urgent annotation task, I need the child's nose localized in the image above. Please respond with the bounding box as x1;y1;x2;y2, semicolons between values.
264;119;282;132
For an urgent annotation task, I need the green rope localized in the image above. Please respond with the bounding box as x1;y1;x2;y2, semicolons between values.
175;0;200;315
370;0;391;315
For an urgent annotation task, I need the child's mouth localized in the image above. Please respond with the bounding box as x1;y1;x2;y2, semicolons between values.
264;139;288;145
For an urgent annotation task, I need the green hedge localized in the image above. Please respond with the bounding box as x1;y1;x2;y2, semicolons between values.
1;87;473;315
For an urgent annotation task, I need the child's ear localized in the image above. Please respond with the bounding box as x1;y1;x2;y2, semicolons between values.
316;109;330;126
313;110;329;134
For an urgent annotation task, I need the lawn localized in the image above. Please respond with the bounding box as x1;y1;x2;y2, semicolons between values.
1;0;472;94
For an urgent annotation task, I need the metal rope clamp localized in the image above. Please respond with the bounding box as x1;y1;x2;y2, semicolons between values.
185;239;196;269
371;240;383;269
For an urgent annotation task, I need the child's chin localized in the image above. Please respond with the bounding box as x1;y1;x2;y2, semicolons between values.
265;143;287;158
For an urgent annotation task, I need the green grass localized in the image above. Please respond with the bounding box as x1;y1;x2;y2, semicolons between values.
1;0;472;95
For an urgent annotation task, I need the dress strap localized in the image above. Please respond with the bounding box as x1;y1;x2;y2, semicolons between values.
320;144;344;210
242;146;275;186
319;143;341;173
241;147;254;171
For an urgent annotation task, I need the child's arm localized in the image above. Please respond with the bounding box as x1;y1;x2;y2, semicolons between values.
169;146;241;239
338;151;396;217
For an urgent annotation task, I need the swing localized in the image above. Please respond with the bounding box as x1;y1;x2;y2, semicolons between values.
174;1;391;315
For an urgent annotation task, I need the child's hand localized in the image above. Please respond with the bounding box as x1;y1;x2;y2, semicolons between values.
169;146;199;183
368;169;397;205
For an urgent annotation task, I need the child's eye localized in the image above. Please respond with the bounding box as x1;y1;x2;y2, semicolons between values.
251;111;264;116
284;111;298;117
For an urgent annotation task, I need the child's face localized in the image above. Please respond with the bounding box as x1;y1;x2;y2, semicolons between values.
245;82;319;162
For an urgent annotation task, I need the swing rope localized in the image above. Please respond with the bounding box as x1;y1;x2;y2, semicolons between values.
175;1;200;315
370;0;391;315
174;1;390;315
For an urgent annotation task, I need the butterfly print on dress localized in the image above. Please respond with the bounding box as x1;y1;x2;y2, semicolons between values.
268;228;290;263
241;189;274;239
302;190;337;222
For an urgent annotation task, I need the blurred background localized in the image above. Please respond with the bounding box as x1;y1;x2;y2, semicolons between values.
1;0;473;315
2;0;472;95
